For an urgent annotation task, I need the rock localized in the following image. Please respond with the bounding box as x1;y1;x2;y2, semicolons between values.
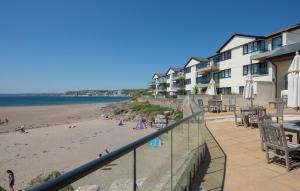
155;115;167;124
26;171;74;191
164;111;172;116
75;185;102;191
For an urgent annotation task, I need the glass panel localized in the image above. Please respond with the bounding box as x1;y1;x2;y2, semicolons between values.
136;132;172;190
172;122;189;190
71;151;133;191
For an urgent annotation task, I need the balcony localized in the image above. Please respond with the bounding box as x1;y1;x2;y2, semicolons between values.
173;72;185;81
157;78;167;84
196;62;219;75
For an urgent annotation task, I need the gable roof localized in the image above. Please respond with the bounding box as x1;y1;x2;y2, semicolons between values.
165;67;183;74
266;23;300;38
184;57;208;68
152;73;166;79
216;33;264;53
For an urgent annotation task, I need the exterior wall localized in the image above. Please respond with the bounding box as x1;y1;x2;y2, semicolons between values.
286;28;300;45
218;40;273;94
185;59;200;92
220;36;256;52
166;70;175;95
273;59;293;98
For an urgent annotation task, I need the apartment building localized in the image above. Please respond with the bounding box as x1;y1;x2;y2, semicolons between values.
151;23;300;100
151;73;168;96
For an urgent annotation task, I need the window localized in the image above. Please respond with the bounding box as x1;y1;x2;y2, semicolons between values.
243;63;268;76
272;35;282;50
185;67;191;73
219;69;231;79
217;87;231;94
218;50;231;61
284;74;288;90
167;75;170;79
196;62;208;70
167;83;170;88
239;86;244;95
243;40;265;55
185;79;191;85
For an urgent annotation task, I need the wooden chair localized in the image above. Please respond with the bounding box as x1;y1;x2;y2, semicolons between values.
233;106;243;126
225;96;236;111
269;102;285;123
208;100;220;113
248;106;266;128
261;120;300;171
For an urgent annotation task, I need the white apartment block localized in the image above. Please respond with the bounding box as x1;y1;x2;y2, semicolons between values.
151;22;300;100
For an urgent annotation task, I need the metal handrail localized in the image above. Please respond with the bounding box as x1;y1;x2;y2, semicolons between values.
29;111;203;191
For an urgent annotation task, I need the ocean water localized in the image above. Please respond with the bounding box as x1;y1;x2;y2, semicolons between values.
0;95;131;107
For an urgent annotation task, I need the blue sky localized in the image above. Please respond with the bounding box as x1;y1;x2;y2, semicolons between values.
0;0;299;93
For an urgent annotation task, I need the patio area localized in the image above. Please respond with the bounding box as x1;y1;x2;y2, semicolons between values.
206;119;300;191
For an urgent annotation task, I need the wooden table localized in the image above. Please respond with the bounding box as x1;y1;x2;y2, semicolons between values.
208;100;222;113
240;106;266;127
268;101;283;109
283;120;300;143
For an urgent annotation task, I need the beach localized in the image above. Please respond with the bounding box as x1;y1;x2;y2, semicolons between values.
0;104;154;190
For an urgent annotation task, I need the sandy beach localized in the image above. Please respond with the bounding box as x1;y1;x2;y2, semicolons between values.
0;104;154;190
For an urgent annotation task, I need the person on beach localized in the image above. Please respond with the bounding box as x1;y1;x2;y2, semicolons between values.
6;170;14;191
118;118;125;126
5;118;9;124
134;118;147;130
97;153;102;159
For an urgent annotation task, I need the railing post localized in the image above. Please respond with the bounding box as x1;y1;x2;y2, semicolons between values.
134;149;137;191
171;129;173;190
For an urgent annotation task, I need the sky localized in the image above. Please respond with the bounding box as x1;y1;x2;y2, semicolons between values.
0;0;299;93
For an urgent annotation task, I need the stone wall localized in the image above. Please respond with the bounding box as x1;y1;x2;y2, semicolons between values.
138;96;183;110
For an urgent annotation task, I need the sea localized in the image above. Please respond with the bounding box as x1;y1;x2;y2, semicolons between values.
0;95;131;107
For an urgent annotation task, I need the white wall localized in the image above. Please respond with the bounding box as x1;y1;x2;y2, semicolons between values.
218;38;273;94
286;28;300;45
220;36;256;52
185;59;200;92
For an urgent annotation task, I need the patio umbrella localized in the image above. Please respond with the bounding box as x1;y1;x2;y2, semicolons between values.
206;78;217;96
244;74;254;106
287;51;300;110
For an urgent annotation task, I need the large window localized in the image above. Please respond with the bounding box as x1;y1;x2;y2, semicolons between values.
185;67;191;73
185;78;191;85
217;87;231;94
243;40;265;55
196;62;208;70
239;86;244;95
272;35;282;50
284;74;288;90
243;63;268;76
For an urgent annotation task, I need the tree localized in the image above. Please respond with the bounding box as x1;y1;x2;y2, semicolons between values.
192;85;199;94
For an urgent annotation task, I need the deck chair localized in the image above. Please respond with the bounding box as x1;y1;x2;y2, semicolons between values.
233;106;243;126
261;121;300;171
269;102;285;123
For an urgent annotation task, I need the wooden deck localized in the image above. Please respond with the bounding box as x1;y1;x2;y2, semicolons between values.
207;120;300;191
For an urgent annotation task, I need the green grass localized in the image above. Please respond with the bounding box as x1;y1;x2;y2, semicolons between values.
128;101;183;120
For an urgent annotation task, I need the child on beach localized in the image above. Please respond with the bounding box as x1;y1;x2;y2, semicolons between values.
6;170;14;191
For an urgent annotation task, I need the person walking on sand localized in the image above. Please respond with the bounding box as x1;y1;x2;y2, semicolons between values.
6;170;14;191
5;118;9;124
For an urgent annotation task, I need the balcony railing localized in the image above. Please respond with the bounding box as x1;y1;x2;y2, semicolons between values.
173;72;185;80
157;78;167;84
196;62;219;74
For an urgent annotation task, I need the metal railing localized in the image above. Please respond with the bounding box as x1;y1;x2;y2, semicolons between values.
29;108;206;191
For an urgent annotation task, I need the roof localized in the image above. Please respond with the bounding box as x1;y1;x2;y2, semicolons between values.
184;57;208;68
216;33;264;53
152;73;166;79
265;23;300;38
251;42;300;61
165;67;183;74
